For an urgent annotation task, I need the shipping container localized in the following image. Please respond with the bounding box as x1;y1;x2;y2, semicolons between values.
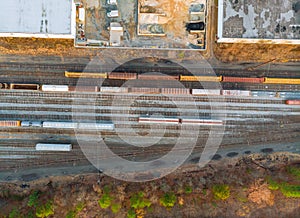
78;7;85;22
138;116;179;124
43;121;77;129
36;143;72;151
78;122;114;130
65;71;108;78
69;86;99;92
264;77;300;84
161;88;190;95
0;120;21;127
10;83;40;90
138;74;179;80
108;72;137;80
192;89;220;95
21;121;42;127
130;87;160;94
285;100;300;105
222;76;264;83
100;86;128;93
180;75;222;82
41;85;69;92
221;90;251;96
181;118;223;126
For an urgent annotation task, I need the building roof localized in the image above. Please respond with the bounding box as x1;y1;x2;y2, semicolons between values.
0;0;73;36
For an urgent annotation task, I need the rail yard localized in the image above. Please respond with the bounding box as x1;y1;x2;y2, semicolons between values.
0;60;299;179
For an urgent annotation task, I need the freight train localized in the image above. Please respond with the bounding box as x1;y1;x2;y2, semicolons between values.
138;117;223;126
0;120;115;130
1;82;300;105
65;71;300;85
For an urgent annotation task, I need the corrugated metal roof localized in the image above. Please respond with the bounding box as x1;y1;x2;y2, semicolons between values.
0;0;72;34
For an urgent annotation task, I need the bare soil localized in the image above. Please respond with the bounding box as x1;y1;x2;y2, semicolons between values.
0;152;299;217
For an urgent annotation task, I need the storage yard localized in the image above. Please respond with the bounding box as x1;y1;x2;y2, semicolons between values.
74;0;208;49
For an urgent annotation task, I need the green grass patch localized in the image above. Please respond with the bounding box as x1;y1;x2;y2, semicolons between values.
130;192;151;210
9;208;21;218
111;203;121;214
65;210;76;218
184;186;193;194
127;208;136;218
212;184;230;200
75;202;85;212
160;192;177;208
280;183;300;198
98;193;112;209
27;190;40;207
287;166;300;180
266;177;280;191
35;200;54;218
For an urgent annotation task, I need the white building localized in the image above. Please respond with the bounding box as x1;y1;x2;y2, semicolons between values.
0;0;76;38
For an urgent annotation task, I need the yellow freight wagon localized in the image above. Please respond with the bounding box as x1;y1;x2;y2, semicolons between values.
264;77;300;84
65;71;108;78
180;75;222;82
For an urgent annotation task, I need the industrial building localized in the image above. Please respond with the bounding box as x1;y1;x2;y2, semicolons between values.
0;0;75;38
217;0;300;44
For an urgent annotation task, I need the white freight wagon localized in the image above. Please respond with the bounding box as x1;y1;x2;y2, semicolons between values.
192;89;221;96
43;121;78;129
100;87;128;93
78;122;115;130
36;143;72;151
221;90;251;96
41;85;69;92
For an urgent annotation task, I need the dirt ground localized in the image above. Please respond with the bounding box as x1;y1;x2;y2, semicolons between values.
139;0;198;40
0;152;299;217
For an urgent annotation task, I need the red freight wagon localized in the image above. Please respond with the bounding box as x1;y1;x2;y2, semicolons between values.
108;72;137;80
130;87;160;94
285;100;300;105
222;76;264;83
161;88;190;95
138;74;179;80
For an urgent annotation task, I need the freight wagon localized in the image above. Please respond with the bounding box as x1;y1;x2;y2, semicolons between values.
161;88;190;95
138;116;180;124
65;71;108;78
222;76;264;83
180;75;222;82
43;121;78;129
68;86;99;92
221;90;251;97
0;83;8;89
108;72;137;80
41;85;69;92
264;78;300;84
21;121;42;127
285;100;300;105
10;83;40;90
100;86;129;93
138;74;179;80
181;118;223;126
78;122;114;130
130;87;160;94
36;143;72;151
0;120;21;127
191;89;220;95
